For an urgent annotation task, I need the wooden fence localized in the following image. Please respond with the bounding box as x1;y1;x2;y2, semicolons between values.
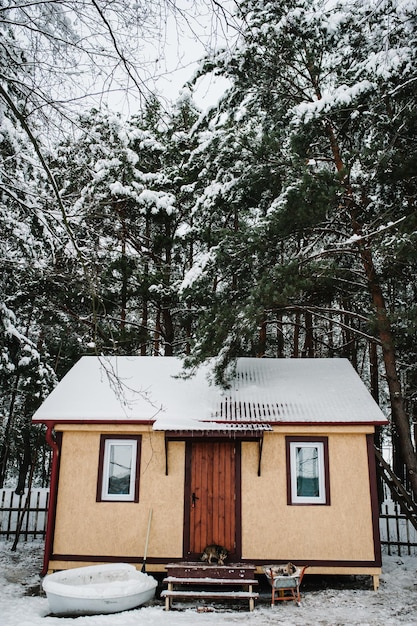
0;488;49;541
379;500;417;556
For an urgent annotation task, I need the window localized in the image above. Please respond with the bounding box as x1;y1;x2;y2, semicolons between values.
286;437;330;505
97;435;141;502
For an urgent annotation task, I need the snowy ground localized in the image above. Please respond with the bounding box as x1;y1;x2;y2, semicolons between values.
1;541;416;626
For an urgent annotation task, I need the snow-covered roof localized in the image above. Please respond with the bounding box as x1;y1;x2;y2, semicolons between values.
32;356;388;429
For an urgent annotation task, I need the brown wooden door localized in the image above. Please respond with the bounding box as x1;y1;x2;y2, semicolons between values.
185;440;239;560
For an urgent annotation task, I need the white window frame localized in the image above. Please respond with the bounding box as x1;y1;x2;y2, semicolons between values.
100;438;138;502
289;440;327;505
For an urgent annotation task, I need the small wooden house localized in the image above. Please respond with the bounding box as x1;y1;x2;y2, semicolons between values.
33;356;387;589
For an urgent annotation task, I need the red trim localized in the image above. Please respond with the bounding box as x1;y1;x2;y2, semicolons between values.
49;553;382;569
367;434;383;567
41;425;61;576
166;430;265;439
285;436;331;506
96;435;142;502
33;419;387;427
32;419;154;425
235;442;242;558
182;441;192;558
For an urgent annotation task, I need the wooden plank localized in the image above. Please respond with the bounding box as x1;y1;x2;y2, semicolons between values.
201;442;209;551
163;577;258;586
190;443;201;553
225;442;234;550
188;442;236;556
213;443;219;545
0;489;48;539
205;443;213;545
375;448;417;530
7;491;13;538
165;563;256;579
161;590;259;599
220;442;226;542
162;560;259;611
33;491;41;538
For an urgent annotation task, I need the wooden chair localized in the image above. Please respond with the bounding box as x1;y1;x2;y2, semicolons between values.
263;564;308;607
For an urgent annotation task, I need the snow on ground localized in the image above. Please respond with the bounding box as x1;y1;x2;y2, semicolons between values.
1;541;416;626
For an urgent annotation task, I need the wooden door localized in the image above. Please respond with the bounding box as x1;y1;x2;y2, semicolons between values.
185;440;239;560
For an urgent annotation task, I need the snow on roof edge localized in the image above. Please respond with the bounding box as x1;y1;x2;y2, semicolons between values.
32;356;388;427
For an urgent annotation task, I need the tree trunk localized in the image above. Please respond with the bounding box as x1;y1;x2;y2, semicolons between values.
163;308;174;356
369;341;379;404
293;311;300;358
153;308;161;356
258;316;267;357
15;428;32;495
120;223;127;331
140;299;148;355
277;312;284;358
324;121;417;498
0;378;19;487
370;340;384;506
140;215;150;355
12;443;37;551
342;299;357;367
302;310;314;357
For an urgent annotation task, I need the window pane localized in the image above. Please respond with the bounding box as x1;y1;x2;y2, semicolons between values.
108;444;132;495
98;435;141;503
296;446;319;497
288;439;327;505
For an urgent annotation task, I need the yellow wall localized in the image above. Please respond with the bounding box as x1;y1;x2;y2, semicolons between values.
51;423;378;574
241;426;376;562
53;425;185;560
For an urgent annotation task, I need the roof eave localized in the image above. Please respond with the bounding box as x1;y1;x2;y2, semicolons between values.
33;417;388;429
33;418;155;427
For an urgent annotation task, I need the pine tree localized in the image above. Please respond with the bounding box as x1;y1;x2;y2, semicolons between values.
182;0;417;493
52;96;201;358
0;107;57;488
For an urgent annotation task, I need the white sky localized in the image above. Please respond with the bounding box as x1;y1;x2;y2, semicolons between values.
155;2;238;108
106;0;240;114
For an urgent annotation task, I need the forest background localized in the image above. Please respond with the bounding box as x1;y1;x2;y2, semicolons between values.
1;0;417;499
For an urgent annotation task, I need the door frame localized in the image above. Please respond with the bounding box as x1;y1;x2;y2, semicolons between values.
183;438;242;561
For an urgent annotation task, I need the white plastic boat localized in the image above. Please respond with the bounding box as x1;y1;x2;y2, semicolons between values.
42;563;157;616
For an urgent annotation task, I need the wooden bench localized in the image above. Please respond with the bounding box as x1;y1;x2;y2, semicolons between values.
161;563;259;611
